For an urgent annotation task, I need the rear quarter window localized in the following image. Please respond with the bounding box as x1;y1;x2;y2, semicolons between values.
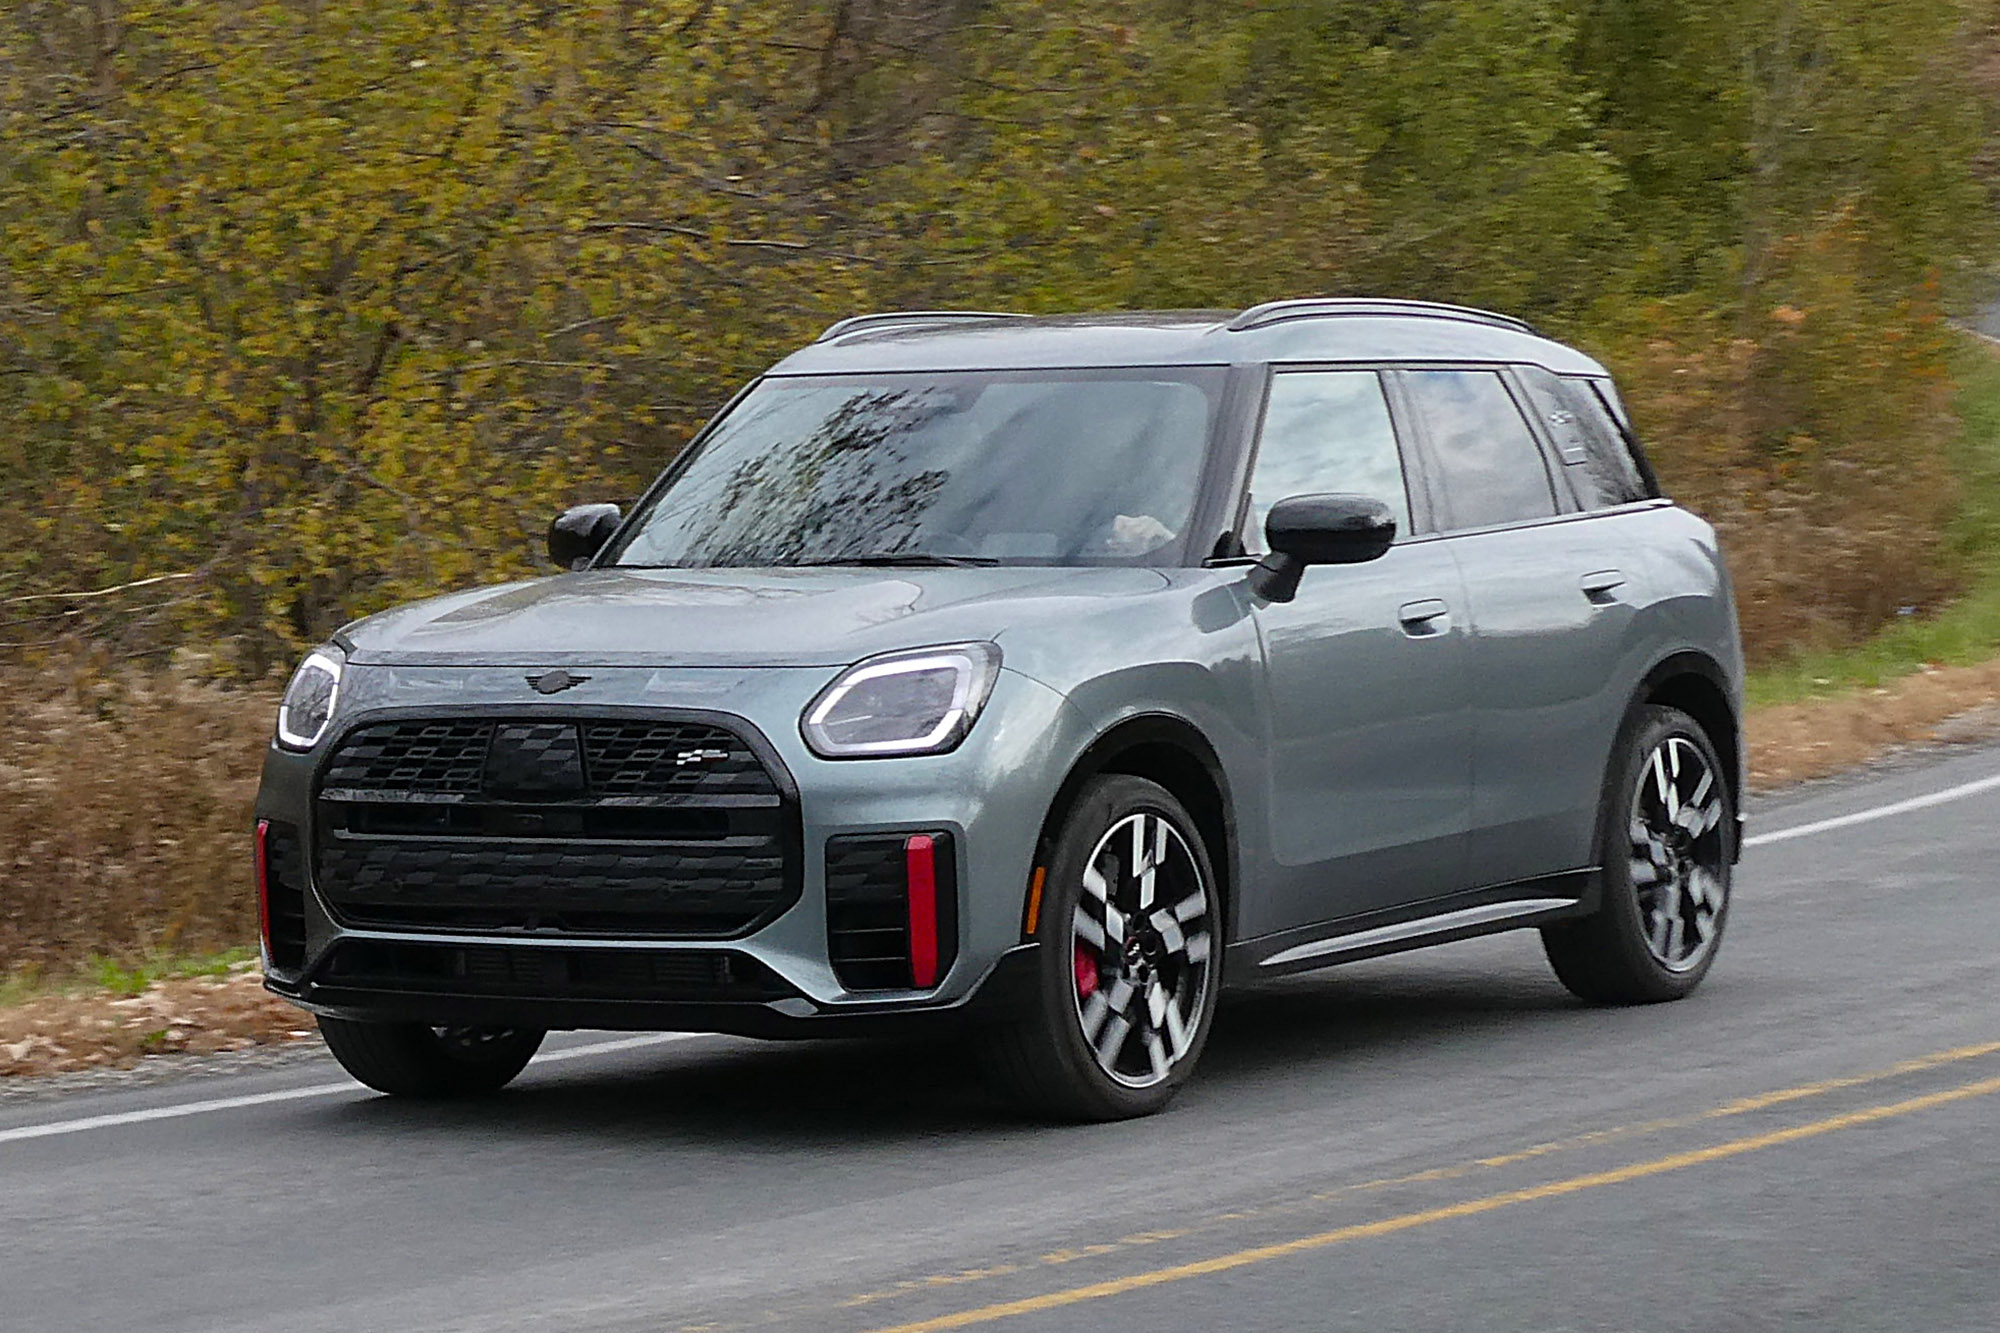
1515;365;1654;509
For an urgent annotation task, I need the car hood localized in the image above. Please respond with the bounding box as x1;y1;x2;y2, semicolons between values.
339;566;1173;669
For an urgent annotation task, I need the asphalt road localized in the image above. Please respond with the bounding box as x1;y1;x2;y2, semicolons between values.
6;743;2000;1333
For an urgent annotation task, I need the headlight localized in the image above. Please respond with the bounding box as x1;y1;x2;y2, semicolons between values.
276;647;344;751
802;643;1001;758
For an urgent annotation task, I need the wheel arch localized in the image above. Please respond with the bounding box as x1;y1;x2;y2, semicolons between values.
1632;650;1744;858
1034;714;1240;944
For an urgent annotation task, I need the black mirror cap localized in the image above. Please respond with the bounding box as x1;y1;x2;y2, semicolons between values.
1249;494;1397;602
548;503;623;571
1266;493;1397;566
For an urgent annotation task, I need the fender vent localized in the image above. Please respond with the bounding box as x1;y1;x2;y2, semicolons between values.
824;833;958;992
257;820;309;975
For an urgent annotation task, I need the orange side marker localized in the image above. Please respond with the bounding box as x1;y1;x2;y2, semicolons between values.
1023;866;1048;937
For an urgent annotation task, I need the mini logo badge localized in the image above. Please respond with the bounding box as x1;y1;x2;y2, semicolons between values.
526;669;590;695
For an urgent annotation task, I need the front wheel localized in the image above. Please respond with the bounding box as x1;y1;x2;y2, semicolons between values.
988;775;1222;1121
318;1018;545;1098
1542;704;1734;1004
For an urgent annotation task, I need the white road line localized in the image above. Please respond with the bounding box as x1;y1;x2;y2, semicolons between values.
1746;771;2000;848
8;768;1998;1147
0;1032;704;1148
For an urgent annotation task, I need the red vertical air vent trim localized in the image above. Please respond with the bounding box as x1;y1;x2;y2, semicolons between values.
254;819;273;956
905;834;940;989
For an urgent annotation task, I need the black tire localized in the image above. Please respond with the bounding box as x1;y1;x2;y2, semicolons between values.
317;1018;545;1098
1543;704;1734;1004
988;775;1223;1121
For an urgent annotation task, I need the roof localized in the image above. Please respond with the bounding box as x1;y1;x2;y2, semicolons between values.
770;300;1611;378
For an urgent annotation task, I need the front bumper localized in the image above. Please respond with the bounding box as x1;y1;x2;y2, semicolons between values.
254;661;1076;1033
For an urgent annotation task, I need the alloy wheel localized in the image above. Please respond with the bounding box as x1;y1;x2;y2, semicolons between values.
1629;735;1729;972
1070;810;1215;1088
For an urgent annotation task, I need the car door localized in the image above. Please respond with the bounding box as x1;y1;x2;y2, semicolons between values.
1397;365;1641;890
1242;367;1474;937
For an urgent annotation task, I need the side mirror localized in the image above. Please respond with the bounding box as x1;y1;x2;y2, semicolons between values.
1248;494;1397;602
547;503;622;571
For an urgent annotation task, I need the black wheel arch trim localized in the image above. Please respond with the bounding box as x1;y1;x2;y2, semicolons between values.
1623;651;1745;862
1033;712;1240;946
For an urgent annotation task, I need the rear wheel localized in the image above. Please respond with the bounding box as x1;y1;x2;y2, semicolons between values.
989;775;1221;1121
1542;704;1733;1004
318;1018;544;1098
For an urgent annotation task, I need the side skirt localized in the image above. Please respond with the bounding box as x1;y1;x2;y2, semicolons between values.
1224;870;1596;984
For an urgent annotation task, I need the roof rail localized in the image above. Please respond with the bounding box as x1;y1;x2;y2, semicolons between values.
1226;297;1537;337
815;311;1029;343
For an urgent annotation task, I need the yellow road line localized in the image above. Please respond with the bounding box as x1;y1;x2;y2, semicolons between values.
864;1072;2000;1333
840;1038;2000;1313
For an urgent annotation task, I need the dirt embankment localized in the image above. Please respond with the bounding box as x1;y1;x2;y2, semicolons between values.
6;660;2000;1080
1746;659;2000;788
0;967;309;1078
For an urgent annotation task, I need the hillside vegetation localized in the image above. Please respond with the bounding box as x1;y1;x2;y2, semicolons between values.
3;0;1996;668
1;2;1999;975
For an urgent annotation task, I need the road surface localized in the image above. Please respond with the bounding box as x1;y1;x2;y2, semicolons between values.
5;742;1999;1332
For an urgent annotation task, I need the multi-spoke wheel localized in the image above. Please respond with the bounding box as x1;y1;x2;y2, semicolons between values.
1071;810;1214;1088
1544;705;1734;1004
318;1018;544;1097
990;775;1221;1120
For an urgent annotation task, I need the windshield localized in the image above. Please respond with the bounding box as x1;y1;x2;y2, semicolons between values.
605;369;1224;568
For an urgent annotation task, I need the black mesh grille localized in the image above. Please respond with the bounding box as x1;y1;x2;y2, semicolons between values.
825;833;957;991
314;714;796;938
322;940;787;1002
582;721;779;797
321;720;490;794
262;821;308;974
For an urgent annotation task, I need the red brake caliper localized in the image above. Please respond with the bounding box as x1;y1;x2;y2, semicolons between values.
1074;943;1099;1000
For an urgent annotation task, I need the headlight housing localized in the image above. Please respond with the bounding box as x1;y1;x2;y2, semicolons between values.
276;646;344;751
802;643;1001;758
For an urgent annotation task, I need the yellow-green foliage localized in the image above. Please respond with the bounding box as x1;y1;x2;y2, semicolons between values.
0;1;1994;670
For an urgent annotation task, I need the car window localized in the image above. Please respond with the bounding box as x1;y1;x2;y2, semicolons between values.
1566;377;1653;505
1403;369;1556;530
606;369;1222;568
1515;366;1651;509
1243;370;1410;555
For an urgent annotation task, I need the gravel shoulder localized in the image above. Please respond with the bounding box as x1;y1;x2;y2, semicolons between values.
5;669;2000;1096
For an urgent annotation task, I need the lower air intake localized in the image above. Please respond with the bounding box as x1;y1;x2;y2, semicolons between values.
824;833;959;991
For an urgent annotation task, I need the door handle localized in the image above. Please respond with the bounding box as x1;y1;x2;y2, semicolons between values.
1397;599;1451;637
1579;569;1626;605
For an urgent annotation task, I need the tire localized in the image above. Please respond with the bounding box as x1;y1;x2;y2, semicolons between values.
317;1018;545;1098
1542;704;1734;1004
989;775;1223;1121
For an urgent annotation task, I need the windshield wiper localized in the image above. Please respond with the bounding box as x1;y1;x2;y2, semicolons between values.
789;553;1000;568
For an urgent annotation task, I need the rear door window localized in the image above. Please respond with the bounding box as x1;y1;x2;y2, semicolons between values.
1515;365;1651;509
1401;369;1557;530
1243;370;1411;554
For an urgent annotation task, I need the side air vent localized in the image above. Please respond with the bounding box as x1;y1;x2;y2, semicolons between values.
824;833;959;991
256;820;309;975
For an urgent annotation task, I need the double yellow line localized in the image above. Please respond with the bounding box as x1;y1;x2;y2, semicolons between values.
866;1051;2000;1333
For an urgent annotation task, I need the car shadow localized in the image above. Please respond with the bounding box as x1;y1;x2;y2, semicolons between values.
309;947;1586;1144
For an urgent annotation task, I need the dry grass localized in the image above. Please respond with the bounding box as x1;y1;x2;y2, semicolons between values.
2;641;1999;1069
1747;658;2000;789
0;966;310;1076
6;647;2000;973
0;654;275;976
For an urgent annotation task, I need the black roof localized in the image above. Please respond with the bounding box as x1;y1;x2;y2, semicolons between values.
773;299;1608;377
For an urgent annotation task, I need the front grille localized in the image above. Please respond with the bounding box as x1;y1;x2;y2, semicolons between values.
825;833;958;991
314;714;798;937
261;821;308;974
322;940;787;1002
